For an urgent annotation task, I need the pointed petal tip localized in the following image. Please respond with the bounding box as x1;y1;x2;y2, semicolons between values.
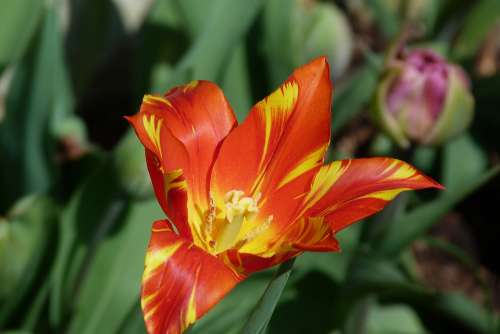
427;177;445;190
123;114;133;123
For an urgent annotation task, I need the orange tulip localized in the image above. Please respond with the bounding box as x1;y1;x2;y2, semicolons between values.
126;57;442;334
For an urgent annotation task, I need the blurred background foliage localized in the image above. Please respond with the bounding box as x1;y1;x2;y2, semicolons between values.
0;0;500;333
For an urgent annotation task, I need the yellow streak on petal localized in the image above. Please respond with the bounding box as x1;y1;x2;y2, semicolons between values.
144;304;159;321
277;144;327;189
301;161;349;214
184;283;197;328
383;159;417;181
143;94;172;108
142;115;163;157
141;291;158;309
143;241;182;280
163;169;187;192
361;188;410;201
256;81;299;171
183;80;199;92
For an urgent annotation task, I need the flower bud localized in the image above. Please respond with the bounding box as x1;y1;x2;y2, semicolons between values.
292;1;354;78
373;49;474;147
113;129;153;200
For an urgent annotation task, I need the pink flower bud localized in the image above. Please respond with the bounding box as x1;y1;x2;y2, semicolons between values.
374;49;474;147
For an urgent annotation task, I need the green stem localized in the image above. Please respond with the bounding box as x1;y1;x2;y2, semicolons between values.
240;258;296;334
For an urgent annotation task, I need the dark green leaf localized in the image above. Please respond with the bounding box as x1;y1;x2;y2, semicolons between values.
0;0;43;66
221;44;253;122
0;196;57;326
49;159;123;327
240;260;295;334
377;166;500;257
67;200;161;334
442;133;488;194
332;63;379;135
0;7;73;211
175;0;264;83
453;0;500;60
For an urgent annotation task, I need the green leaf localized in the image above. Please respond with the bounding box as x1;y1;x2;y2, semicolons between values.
262;0;296;86
0;7;72;211
267;271;340;334
64;0;127;94
117;303;147;334
67;200;162;334
366;0;401;39
221;44;253;122
366;303;428;334
240;259;295;334
173;0;215;37
453;0;500;60
377;166;500;257
49;159;123;327
0;196;58;327
294;222;362;282
345;256;423;297
332;62;379;135
189;273;272;334
175;0;264;82
441;134;488;194
0;0;43;66
432;293;493;334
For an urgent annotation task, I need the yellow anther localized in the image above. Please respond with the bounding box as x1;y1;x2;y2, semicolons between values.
224;191;259;223
214;190;261;253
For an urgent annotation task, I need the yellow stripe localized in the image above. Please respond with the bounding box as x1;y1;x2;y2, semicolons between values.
383;159;416;180
302;161;348;212
144;304;158;321
141;291;158;309
183;80;199;92
256;81;299;171
361;188;410;201
278;144;327;189
142;115;163;157
184;282;197;328
143;241;182;280
143;94;172;107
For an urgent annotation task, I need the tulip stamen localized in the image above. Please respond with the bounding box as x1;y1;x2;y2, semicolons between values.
213;190;260;253
243;215;273;243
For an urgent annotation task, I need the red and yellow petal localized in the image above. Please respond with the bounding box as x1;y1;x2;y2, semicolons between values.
145;149;192;239
300;158;443;232
127;80;236;208
141;220;243;334
210;57;332;215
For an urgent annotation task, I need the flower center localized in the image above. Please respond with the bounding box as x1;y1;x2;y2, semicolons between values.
210;190;261;254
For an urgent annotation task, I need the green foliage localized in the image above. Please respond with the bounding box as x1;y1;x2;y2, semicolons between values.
0;0;499;333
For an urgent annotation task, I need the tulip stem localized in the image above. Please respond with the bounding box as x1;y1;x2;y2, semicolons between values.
240;258;296;334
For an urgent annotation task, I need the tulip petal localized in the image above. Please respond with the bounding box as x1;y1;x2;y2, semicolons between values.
211;57;332;220
145;149;192;239
128;81;236;208
300;158;443;232
141;220;243;334
127;81;237;244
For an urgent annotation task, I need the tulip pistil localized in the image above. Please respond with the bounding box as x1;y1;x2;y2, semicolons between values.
212;190;261;253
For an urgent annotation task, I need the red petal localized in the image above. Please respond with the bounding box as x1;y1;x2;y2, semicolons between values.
146;149;192;239
210;57;332;224
127;80;236;208
141;220;243;334
127;81;237;242
301;158;443;232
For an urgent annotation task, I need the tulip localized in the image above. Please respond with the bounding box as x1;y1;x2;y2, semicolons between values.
373;49;474;148
126;57;442;334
